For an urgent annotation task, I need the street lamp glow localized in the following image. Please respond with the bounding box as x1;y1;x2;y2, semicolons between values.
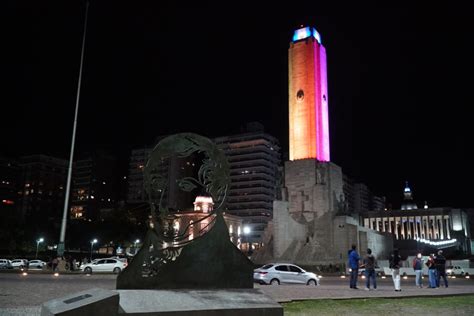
242;226;251;256
133;239;140;255
90;238;98;261
36;237;44;259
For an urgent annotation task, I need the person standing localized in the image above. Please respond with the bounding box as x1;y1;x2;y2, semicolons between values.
426;253;437;288
390;248;402;291
363;248;377;290
52;257;58;272
413;253;424;288
348;244;360;289
435;250;448;288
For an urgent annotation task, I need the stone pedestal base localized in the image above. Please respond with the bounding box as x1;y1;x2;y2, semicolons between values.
41;288;119;316
117;289;282;316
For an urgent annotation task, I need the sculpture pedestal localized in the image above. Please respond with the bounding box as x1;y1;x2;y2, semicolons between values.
41;288;119;316
117;289;282;316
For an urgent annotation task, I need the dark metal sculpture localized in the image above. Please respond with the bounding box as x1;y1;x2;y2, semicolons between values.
116;133;254;289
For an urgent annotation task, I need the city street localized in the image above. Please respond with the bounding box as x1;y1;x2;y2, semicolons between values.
1;272;474;314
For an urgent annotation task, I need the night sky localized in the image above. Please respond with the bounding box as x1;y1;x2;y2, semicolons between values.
3;1;473;208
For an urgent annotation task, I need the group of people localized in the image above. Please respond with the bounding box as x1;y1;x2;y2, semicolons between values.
47;256;88;272
421;250;448;288
348;244;378;290
348;245;449;291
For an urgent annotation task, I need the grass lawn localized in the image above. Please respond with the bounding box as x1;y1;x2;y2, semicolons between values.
283;295;474;315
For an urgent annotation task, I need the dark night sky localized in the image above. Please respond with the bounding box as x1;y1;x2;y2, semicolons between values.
2;1;473;208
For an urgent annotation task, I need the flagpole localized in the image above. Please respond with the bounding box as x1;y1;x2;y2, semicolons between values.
57;1;90;256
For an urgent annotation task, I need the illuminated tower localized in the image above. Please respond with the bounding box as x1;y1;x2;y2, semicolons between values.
401;181;418;210
289;26;330;161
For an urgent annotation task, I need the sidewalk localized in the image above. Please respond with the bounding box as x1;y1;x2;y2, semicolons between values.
257;282;474;303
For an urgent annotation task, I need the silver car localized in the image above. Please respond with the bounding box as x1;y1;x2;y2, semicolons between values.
11;259;28;269
80;258;127;274
254;263;320;286
28;260;47;269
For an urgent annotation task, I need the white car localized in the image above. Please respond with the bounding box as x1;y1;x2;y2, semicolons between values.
446;266;474;276
28;260;47;269
254;263;320;286
80;258;127;274
0;259;13;269
359;265;385;276
11;259;28;269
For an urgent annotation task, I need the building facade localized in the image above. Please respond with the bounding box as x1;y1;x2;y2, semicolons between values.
70;152;119;221
342;175;386;218
214;122;281;246
127;147;153;204
362;207;471;256
361;184;472;256
0;157;22;250
169;196;243;248
17;155;68;239
0;157;21;217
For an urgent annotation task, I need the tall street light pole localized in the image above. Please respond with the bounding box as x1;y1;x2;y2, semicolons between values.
90;239;97;262
57;1;90;256
134;239;140;255
35;238;44;259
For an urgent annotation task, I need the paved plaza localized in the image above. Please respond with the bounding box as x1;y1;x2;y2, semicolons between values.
1;273;474;315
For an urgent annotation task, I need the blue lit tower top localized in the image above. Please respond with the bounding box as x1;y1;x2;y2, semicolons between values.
401;181;418;210
292;26;322;44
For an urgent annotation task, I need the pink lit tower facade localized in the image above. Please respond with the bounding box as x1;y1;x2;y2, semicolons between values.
255;26;392;267
289;26;330;161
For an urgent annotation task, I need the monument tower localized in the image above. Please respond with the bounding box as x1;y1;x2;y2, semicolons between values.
253;26;392;266
289;26;330;161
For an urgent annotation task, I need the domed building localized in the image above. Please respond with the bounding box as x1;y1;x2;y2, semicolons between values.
401;181;418;210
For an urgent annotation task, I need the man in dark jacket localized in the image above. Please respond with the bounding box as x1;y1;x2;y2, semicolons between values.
363;248;377;290
389;248;402;291
435;250;448;288
427;253;437;288
348;244;360;289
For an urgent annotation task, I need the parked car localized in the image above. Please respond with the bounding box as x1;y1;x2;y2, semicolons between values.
446;266;474;276
28;260;47;269
359;265;385;276
11;259;29;269
80;258;127;274
254;263;320;286
0;259;13;269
